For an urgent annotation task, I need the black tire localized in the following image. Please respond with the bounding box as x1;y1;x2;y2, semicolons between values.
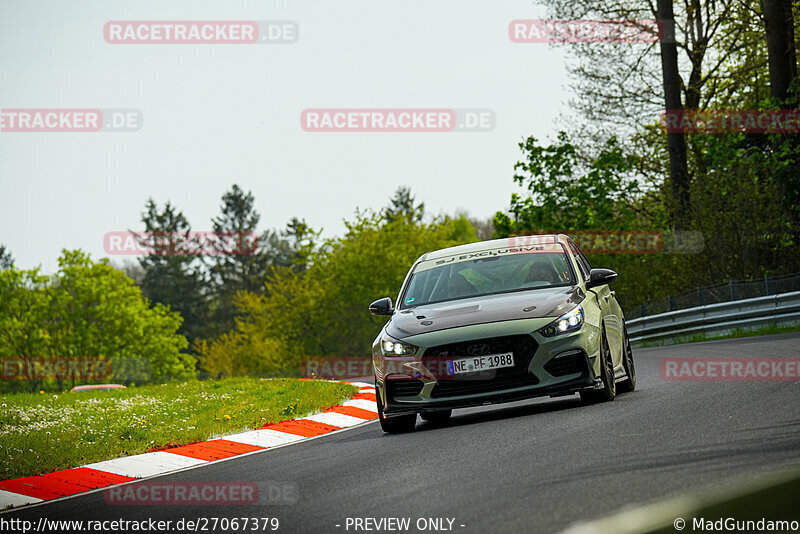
420;409;452;424
580;328;616;403
617;325;636;393
376;381;416;433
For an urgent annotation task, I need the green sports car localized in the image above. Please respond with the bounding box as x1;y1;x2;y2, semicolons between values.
369;234;636;433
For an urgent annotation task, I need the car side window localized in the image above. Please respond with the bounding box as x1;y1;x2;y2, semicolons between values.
569;241;592;280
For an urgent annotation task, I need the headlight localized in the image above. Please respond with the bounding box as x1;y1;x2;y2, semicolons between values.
380;335;418;356
539;306;584;337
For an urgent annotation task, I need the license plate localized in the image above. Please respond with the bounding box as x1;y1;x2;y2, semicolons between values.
446;353;515;375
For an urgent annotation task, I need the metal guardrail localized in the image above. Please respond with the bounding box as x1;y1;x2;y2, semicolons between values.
624;272;800;320
627;290;800;346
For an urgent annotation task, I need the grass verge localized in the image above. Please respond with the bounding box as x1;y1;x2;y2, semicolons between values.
0;377;357;480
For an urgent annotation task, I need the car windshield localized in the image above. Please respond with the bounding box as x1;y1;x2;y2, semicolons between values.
399;245;575;308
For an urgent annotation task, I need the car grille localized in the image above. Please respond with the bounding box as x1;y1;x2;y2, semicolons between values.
544;350;587;377
386;378;424;400
423;335;539;398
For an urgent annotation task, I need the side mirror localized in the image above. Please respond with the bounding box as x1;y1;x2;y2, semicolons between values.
586;268;618;289
369;297;394;316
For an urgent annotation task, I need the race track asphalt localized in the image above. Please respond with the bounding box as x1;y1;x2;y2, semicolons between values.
4;333;800;533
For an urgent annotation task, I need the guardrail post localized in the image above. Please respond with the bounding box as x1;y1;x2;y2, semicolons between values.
765;274;774;295
698;286;706;306
668;295;676;311
729;279;739;301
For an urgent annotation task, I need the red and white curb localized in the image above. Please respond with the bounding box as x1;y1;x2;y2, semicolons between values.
0;381;377;510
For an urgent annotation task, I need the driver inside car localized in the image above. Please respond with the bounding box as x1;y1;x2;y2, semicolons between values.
525;261;561;285
446;271;478;298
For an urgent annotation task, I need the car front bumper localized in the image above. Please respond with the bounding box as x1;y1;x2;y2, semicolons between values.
374;317;604;417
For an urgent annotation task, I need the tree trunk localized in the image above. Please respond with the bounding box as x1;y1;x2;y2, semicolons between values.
761;0;800;228
761;0;798;107
658;0;691;229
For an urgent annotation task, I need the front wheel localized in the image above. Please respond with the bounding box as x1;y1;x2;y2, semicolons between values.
580;328;616;403
376;381;416;433
617;325;636;393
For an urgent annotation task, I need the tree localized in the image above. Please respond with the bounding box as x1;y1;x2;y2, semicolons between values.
467;216;495;241
383;186;425;223
493;133;654;235
0;245;14;270
0;250;194;391
113;259;145;285
260;217;320;275
0;267;51;366
657;0;690;227
137;199;209;345
761;0;798;106
48;250;194;383
538;0;771;228
208;185;270;337
210;185;268;295
492;133;701;311
687;133;800;278
194;327;287;379
448;212;480;244
541;0;764;128
759;0;800;226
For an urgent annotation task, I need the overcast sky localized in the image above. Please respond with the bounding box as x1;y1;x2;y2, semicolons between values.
0;0;570;273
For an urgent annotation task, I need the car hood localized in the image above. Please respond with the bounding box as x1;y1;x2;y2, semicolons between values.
386;286;585;339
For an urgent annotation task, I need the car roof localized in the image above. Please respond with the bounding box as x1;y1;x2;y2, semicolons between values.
420;234;571;262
